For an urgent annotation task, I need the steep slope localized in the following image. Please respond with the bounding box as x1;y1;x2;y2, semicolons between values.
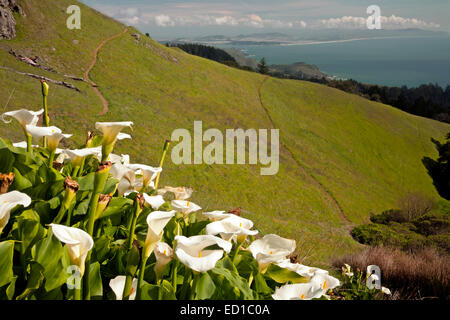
0;0;449;266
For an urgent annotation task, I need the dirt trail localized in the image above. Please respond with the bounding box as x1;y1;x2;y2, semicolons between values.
84;28;128;115
257;76;351;225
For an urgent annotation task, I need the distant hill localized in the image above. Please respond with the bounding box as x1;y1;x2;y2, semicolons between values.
0;0;449;265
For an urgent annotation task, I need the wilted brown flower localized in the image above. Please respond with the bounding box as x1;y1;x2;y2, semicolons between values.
0;172;14;194
97;161;112;172
228;207;242;216
64;176;79;193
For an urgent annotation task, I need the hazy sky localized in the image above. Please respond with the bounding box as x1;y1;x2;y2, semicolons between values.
80;0;450;39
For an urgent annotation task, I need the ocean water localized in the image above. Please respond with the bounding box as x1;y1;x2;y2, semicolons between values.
219;36;450;88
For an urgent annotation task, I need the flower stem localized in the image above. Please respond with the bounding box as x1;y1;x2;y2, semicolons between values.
171;261;178;294
48;150;55;168
135;255;149;300
154;140;171;190
84;164;111;300
74;286;81;300
53;206;67;225
26;132;32;154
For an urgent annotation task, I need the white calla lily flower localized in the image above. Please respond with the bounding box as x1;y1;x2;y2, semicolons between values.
158;186;193;200
206;215;258;241
143;210;176;258
248;234;296;270
25;125;72;151
174;235;232;273
49;224;94;276
116;132;131;141
154;242;173;279
381;286;392;295
13;141;38;149
309;273;340;297
109;276;138;300
142;193;165;210
0;191;32;234
171;200;202;217
95;121;133;145
277;259;329;279
127;164;162;189
201;210;233;222
272;283;317;300
2;109;44;129
64;148;102;167
110;163;142;196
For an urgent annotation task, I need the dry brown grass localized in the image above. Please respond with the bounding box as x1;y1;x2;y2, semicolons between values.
334;246;450;300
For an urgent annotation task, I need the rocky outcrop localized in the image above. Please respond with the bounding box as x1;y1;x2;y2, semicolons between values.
0;0;25;40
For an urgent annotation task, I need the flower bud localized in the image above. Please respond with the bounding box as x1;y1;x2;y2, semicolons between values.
63;177;79;210
95;194;112;220
41;79;49;97
86;131;95;148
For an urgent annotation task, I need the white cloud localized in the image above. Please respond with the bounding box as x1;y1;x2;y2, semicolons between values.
319;15;440;29
155;14;175;27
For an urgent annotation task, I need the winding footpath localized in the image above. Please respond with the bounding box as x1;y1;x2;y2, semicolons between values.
84;28;128;116
257;76;351;225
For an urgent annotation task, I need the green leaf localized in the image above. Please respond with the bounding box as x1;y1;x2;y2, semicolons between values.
0;241;15;287
103;177;119;195
159;280;177;300
89;262;103;300
209;264;253;300
16;210;45;258
100;197;133;219
16;262;45;300
265;263;309;284
0;147;14;173
32;229;69;292
125;246;140;277
195;272;216;300
140;283;158;300
76;173;95;191
11;167;32;191
254;272;272;295
6;276;17;300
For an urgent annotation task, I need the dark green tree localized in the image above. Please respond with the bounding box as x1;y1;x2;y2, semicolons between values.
257;57;269;75
422;133;450;200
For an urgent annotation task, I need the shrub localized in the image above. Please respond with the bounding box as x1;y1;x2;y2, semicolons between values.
333;246;450;299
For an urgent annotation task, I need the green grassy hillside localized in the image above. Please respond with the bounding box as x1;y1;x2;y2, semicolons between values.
0;0;449;266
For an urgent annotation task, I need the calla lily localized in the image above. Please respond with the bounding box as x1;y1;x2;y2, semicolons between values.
13;141;38;149
1;108;44;129
95;122;133;145
248;234;296;271
0;191;32;234
309;273;340;298
272;283;317;300
116;132;132;141
201;210;233;222
127;164;162;190
64;148;102;167
25;125;72;151
143;210;176;258
174;235;232;273
110;163;142;196
109;276;138;300
171;200;202;217
49;224;94;276
381;286;392;295
158;186;193;200
206;215;258;241
277;259;329;279
154;242;173;280
142;193;165;210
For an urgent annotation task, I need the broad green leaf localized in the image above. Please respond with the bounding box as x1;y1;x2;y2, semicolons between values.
100;197;133;219
254;272;273;295
195;272;215;300
76;173;95;191
11;167;32;191
103;177;119;195
16;210;45;257
125;246;141;277
140;283;158;300
16;262;45;300
32;229;68;292
6;276;17;300
0;147;14;173
0;241;15;287
209;265;253;300
89;262;103;300
265;263;309;284
159;280;177;300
